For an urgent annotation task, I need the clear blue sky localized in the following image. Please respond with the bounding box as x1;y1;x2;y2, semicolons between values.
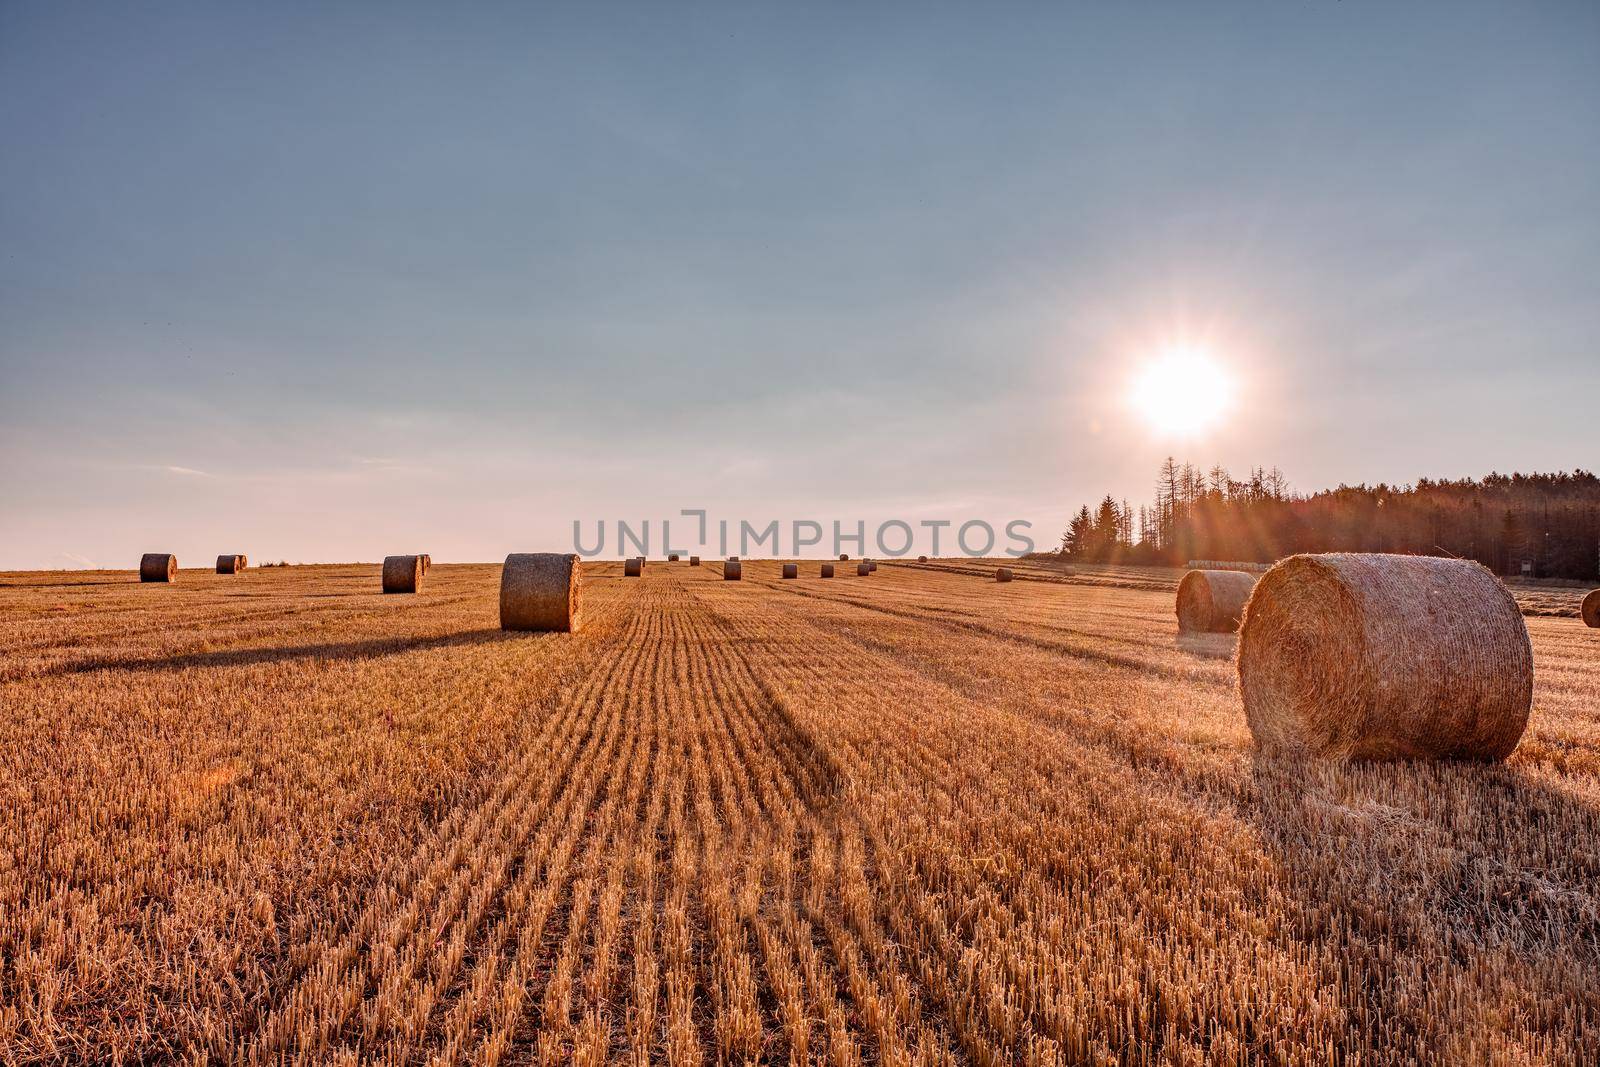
3;2;1597;566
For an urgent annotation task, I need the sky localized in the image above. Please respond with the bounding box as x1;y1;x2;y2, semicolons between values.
2;1;1597;567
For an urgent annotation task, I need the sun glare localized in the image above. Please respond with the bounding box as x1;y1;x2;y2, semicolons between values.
1130;347;1233;436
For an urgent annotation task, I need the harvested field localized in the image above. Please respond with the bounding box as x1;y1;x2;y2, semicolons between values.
1;559;1598;1064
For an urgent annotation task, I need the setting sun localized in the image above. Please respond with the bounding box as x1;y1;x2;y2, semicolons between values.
1130;347;1233;436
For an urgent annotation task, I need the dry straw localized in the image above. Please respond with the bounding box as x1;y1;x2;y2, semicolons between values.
140;553;177;583
1583;588;1600;628
1238;553;1532;761
782;563;798;579
500;553;581;632
625;557;643;577
724;560;742;581
420;554;431;575
996;567;1013;582
1175;569;1256;633
820;563;835;578
857;563;871;577
215;554;247;575
382;555;423;594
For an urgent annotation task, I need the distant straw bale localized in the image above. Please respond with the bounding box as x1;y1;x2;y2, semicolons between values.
689;556;701;566
1176;570;1256;633
625;557;643;577
669;554;680;562
1238;553;1532;761
820;563;835;578
215;554;246;575
500;553;581;632
140;553;177;583
995;567;1013;582
857;563;871;577
420;554;431;575
724;560;742;581
782;563;798;579
382;555;422;594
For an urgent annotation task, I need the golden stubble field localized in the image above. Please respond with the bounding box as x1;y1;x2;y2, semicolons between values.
1;559;1597;1065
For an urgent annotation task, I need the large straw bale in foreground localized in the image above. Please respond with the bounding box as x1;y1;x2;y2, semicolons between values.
724;560;742;580
1583;588;1600;628
500;553;580;631
625;557;643;577
215;554;247;575
1238;553;1532;762
1176;569;1256;632
140;553;177;583
382;555;423;594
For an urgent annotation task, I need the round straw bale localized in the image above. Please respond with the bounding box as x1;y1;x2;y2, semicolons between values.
420;554;431;575
995;567;1013;582
689;556;701;566
1583;588;1600;628
724;560;742;580
729;556;740;561
857;563;870;577
625;557;643;577
869;561;877;572
782;563;798;579
1238;553;1532;762
239;554;248;570
669;554;680;562
140;553;177;583
840;553;849;561
500;553;581;632
918;555;928;563
382;555;423;594
820;563;835;578
215;554;246;574
1176;569;1256;633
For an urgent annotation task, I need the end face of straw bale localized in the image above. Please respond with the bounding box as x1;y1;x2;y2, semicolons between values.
723;560;742;580
624;557;643;577
995;567;1013;582
782;563;798;579
140;553;177;583
1583;588;1600;628
500;553;581;632
1238;553;1532;762
820;563;835;578
1176;569;1256;633
689;556;701;566
420;554;431;575
382;555;423;594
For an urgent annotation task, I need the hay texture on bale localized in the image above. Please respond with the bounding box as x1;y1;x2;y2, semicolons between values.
782;563;798;579
382;555;423;594
500;553;581;632
724;560;742;581
420;554;431;575
625;557;643;577
857;563;871;577
215;554;247;574
140;553;177;583
1583;588;1600;628
820;563;835;578
1176;569;1256;633
996;567;1013;583
689;556;701;566
1238;553;1532;762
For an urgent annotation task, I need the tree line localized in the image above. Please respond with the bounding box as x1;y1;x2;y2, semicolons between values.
1062;459;1600;580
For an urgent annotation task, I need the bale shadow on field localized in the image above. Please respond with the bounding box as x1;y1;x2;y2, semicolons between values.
1248;753;1600;1052
1175;631;1236;660
58;628;527;676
